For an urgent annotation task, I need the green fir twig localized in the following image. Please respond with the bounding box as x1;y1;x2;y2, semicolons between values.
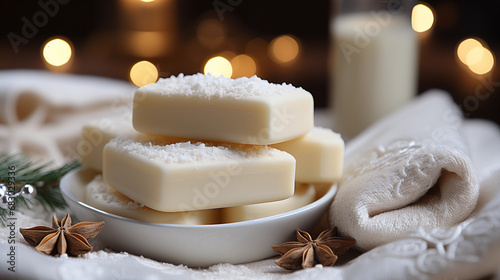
0;154;80;226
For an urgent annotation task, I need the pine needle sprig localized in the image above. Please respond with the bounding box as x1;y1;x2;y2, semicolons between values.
0;153;80;225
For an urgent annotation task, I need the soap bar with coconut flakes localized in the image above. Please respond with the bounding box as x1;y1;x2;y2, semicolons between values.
85;175;220;224
79;116;185;171
222;183;316;223
271;127;344;183
103;137;296;212
132;73;314;145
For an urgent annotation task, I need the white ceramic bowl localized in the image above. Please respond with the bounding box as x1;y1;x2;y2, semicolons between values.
60;168;337;267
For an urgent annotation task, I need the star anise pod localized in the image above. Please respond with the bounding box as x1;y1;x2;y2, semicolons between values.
272;228;355;270
20;213;105;256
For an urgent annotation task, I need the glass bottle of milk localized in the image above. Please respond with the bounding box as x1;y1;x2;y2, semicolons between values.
330;0;417;139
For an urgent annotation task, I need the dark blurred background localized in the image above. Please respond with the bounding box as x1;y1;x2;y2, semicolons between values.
1;0;499;125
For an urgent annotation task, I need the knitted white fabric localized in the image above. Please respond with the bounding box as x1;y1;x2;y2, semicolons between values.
329;90;479;250
0;70;135;166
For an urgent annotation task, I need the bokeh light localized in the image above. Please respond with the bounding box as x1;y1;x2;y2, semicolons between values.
204;56;232;78
456;38;495;75
468;47;495;75
466;46;485;66
269;35;300;64
411;4;434;33
42;38;72;67
457;38;483;64
231;54;257;77
130;60;159;87
126;31;168;58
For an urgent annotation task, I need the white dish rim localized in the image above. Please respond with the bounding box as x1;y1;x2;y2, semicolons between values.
60;168;337;228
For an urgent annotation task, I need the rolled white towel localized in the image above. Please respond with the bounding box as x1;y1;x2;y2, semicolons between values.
329;90;479;250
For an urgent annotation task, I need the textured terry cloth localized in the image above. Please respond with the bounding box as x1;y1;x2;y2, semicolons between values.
329;90;479;250
0;69;135;166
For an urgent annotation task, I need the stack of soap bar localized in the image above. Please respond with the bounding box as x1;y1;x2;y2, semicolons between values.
76;73;345;224
103;137;296;212
222;183;316;223
85;175;219;224
132;73;314;145
271;127;344;183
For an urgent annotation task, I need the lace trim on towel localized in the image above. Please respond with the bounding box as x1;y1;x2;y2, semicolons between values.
361;194;500;279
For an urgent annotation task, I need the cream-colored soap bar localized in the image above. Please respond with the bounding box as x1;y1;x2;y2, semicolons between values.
103;137;296;212
271;127;344;183
79;116;140;171
85;175;219;224
79;116;184;171
132;73;314;145
223;183;316;223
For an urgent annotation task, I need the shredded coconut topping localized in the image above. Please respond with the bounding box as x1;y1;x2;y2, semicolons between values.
139;73;310;99
110;137;283;163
